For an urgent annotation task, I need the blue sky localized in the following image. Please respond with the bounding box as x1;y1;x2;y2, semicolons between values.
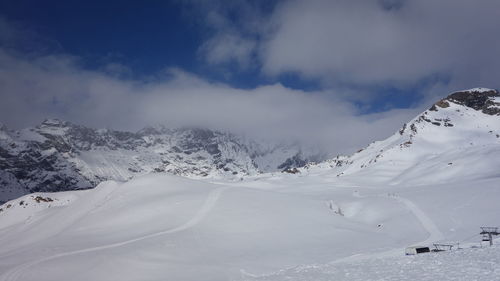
0;0;424;110
0;0;499;153
0;0;452;105
0;0;336;98
0;1;202;74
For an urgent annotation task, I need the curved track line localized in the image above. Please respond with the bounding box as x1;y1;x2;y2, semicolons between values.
355;190;443;245
0;186;228;281
391;195;444;244
329;190;444;264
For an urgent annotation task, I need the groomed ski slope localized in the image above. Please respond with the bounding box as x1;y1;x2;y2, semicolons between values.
1;172;499;281
0;184;228;281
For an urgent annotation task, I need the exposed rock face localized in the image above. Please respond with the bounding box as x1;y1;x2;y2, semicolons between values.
277;153;307;171
0;120;321;202
430;88;500;115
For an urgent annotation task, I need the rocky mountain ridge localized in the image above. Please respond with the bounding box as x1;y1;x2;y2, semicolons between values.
299;88;500;184
2;88;499;202
0;121;322;202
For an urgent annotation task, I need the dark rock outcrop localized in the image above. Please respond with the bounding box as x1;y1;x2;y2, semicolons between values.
431;89;500;115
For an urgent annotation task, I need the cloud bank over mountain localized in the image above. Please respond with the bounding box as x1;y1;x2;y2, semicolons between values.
0;18;420;154
2;0;500;154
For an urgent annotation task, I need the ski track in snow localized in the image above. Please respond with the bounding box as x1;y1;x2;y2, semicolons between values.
0;186;228;281
332;190;444;263
391;194;444;244
357;189;444;245
242;189;447;280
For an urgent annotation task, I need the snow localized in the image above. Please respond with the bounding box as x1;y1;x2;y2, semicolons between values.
1;171;499;281
460;87;495;93
0;92;499;280
37;120;70;136
0;174;401;280
16;129;48;143
1;122;324;202
0;192;77;229
243;245;500;281
298;100;500;185
0;130;10;141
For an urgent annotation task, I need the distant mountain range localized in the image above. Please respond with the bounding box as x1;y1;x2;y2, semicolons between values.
1;88;499;202
0;121;323;202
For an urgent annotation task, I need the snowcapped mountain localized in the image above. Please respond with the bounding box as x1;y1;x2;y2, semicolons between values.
1;88;500;281
302;88;500;185
2;88;499;203
0;120;322;202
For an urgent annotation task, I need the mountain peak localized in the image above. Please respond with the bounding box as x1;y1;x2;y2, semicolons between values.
460;87;496;93
40;118;69;127
430;88;500;115
301;87;500;185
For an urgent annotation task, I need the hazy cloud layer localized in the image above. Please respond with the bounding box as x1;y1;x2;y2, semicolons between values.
0;47;422;154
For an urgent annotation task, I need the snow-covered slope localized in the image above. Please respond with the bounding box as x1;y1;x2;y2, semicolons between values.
302;88;500;185
0;121;322;203
244;244;500;281
0;174;408;281
1;168;499;280
1;88;499;281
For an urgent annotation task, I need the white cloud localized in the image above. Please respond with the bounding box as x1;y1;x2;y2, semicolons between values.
270;0;499;85
189;0;267;70
199;33;256;67
3;8;467;155
198;0;500;95
0;47;423;154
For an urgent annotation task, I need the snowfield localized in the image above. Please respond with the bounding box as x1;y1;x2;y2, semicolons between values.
1;173;499;281
0;89;499;280
243;245;500;281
